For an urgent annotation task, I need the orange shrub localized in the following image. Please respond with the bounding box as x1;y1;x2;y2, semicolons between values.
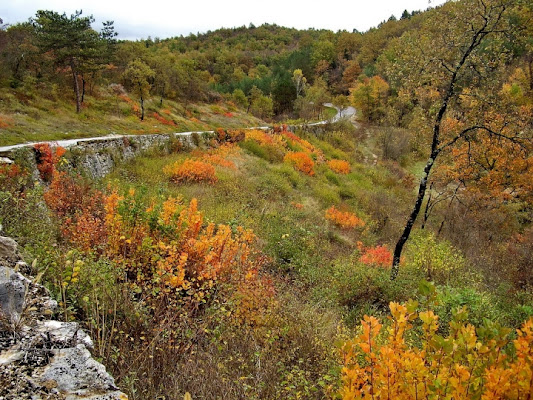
360;245;393;267
325;206;365;229
0;164;22;179
118;94;134;105
284;151;315;176
327;159;351;174
290;202;304;209
0;164;27;194
282;131;314;153
34;144;66;182
164;159;218;184
202;154;236;169
0;115;14;128
152;112;176;126
245;129;285;148
282;130;325;163
341;301;533;399
44;171;106;251
104;191;264;301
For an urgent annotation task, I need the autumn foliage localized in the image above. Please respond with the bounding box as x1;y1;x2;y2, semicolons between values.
43;172;106;252
103;190;266;308
341;300;533;399
0;164;23;179
245;129;286;150
152;112;176;126
164;159;218;184
327;159;351;174
284;151;315;176
359;245;393;268
325;206;365;229
34;143;66;181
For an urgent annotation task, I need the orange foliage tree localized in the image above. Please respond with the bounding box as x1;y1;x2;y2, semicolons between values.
325;206;365;229
341;300;533;399
382;0;531;279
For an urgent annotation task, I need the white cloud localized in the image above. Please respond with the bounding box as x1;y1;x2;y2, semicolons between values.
1;0;446;40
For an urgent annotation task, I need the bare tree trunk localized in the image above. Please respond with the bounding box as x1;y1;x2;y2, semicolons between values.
390;14;492;280
71;60;81;113
138;82;145;121
391;151;438;279
81;76;86;104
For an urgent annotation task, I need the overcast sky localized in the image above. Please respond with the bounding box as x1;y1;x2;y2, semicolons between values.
1;0;447;40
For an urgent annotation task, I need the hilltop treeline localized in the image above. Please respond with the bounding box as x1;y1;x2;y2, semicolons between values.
1;2;530;123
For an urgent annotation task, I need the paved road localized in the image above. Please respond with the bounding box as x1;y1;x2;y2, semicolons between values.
322;103;356;123
0;105;353;156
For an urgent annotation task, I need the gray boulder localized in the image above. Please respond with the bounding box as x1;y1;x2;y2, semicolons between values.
0;236;18;261
0;266;29;324
38;344;120;396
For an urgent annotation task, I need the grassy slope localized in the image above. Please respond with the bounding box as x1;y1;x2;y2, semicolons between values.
3;120;532;397
106;127;415;319
0;87;265;146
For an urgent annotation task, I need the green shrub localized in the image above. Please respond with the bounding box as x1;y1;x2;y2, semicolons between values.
312;182;341;205
273;163;304;188
324;170;341;186
327;258;423;326
239;140;284;163
406;230;477;285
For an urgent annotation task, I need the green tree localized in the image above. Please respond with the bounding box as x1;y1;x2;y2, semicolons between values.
31;10;116;113
123;59;155;121
292;69;307;97
232;88;248;109
248;86;273;119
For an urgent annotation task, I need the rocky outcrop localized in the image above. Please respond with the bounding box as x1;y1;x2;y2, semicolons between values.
0;236;127;400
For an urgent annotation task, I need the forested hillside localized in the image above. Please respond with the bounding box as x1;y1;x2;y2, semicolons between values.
0;3;490;145
0;0;532;398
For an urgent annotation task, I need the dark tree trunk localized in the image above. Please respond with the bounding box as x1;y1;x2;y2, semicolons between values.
138;82;145;121
391;152;438;279
71;60;81;113
390;15;492;280
81;76;86;104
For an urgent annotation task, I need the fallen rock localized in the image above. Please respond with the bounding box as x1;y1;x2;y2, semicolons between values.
34;321;93;349
0;266;29;324
38;345;121;397
0;237;18;261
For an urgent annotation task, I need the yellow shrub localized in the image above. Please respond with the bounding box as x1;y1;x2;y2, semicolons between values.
340;301;533;399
